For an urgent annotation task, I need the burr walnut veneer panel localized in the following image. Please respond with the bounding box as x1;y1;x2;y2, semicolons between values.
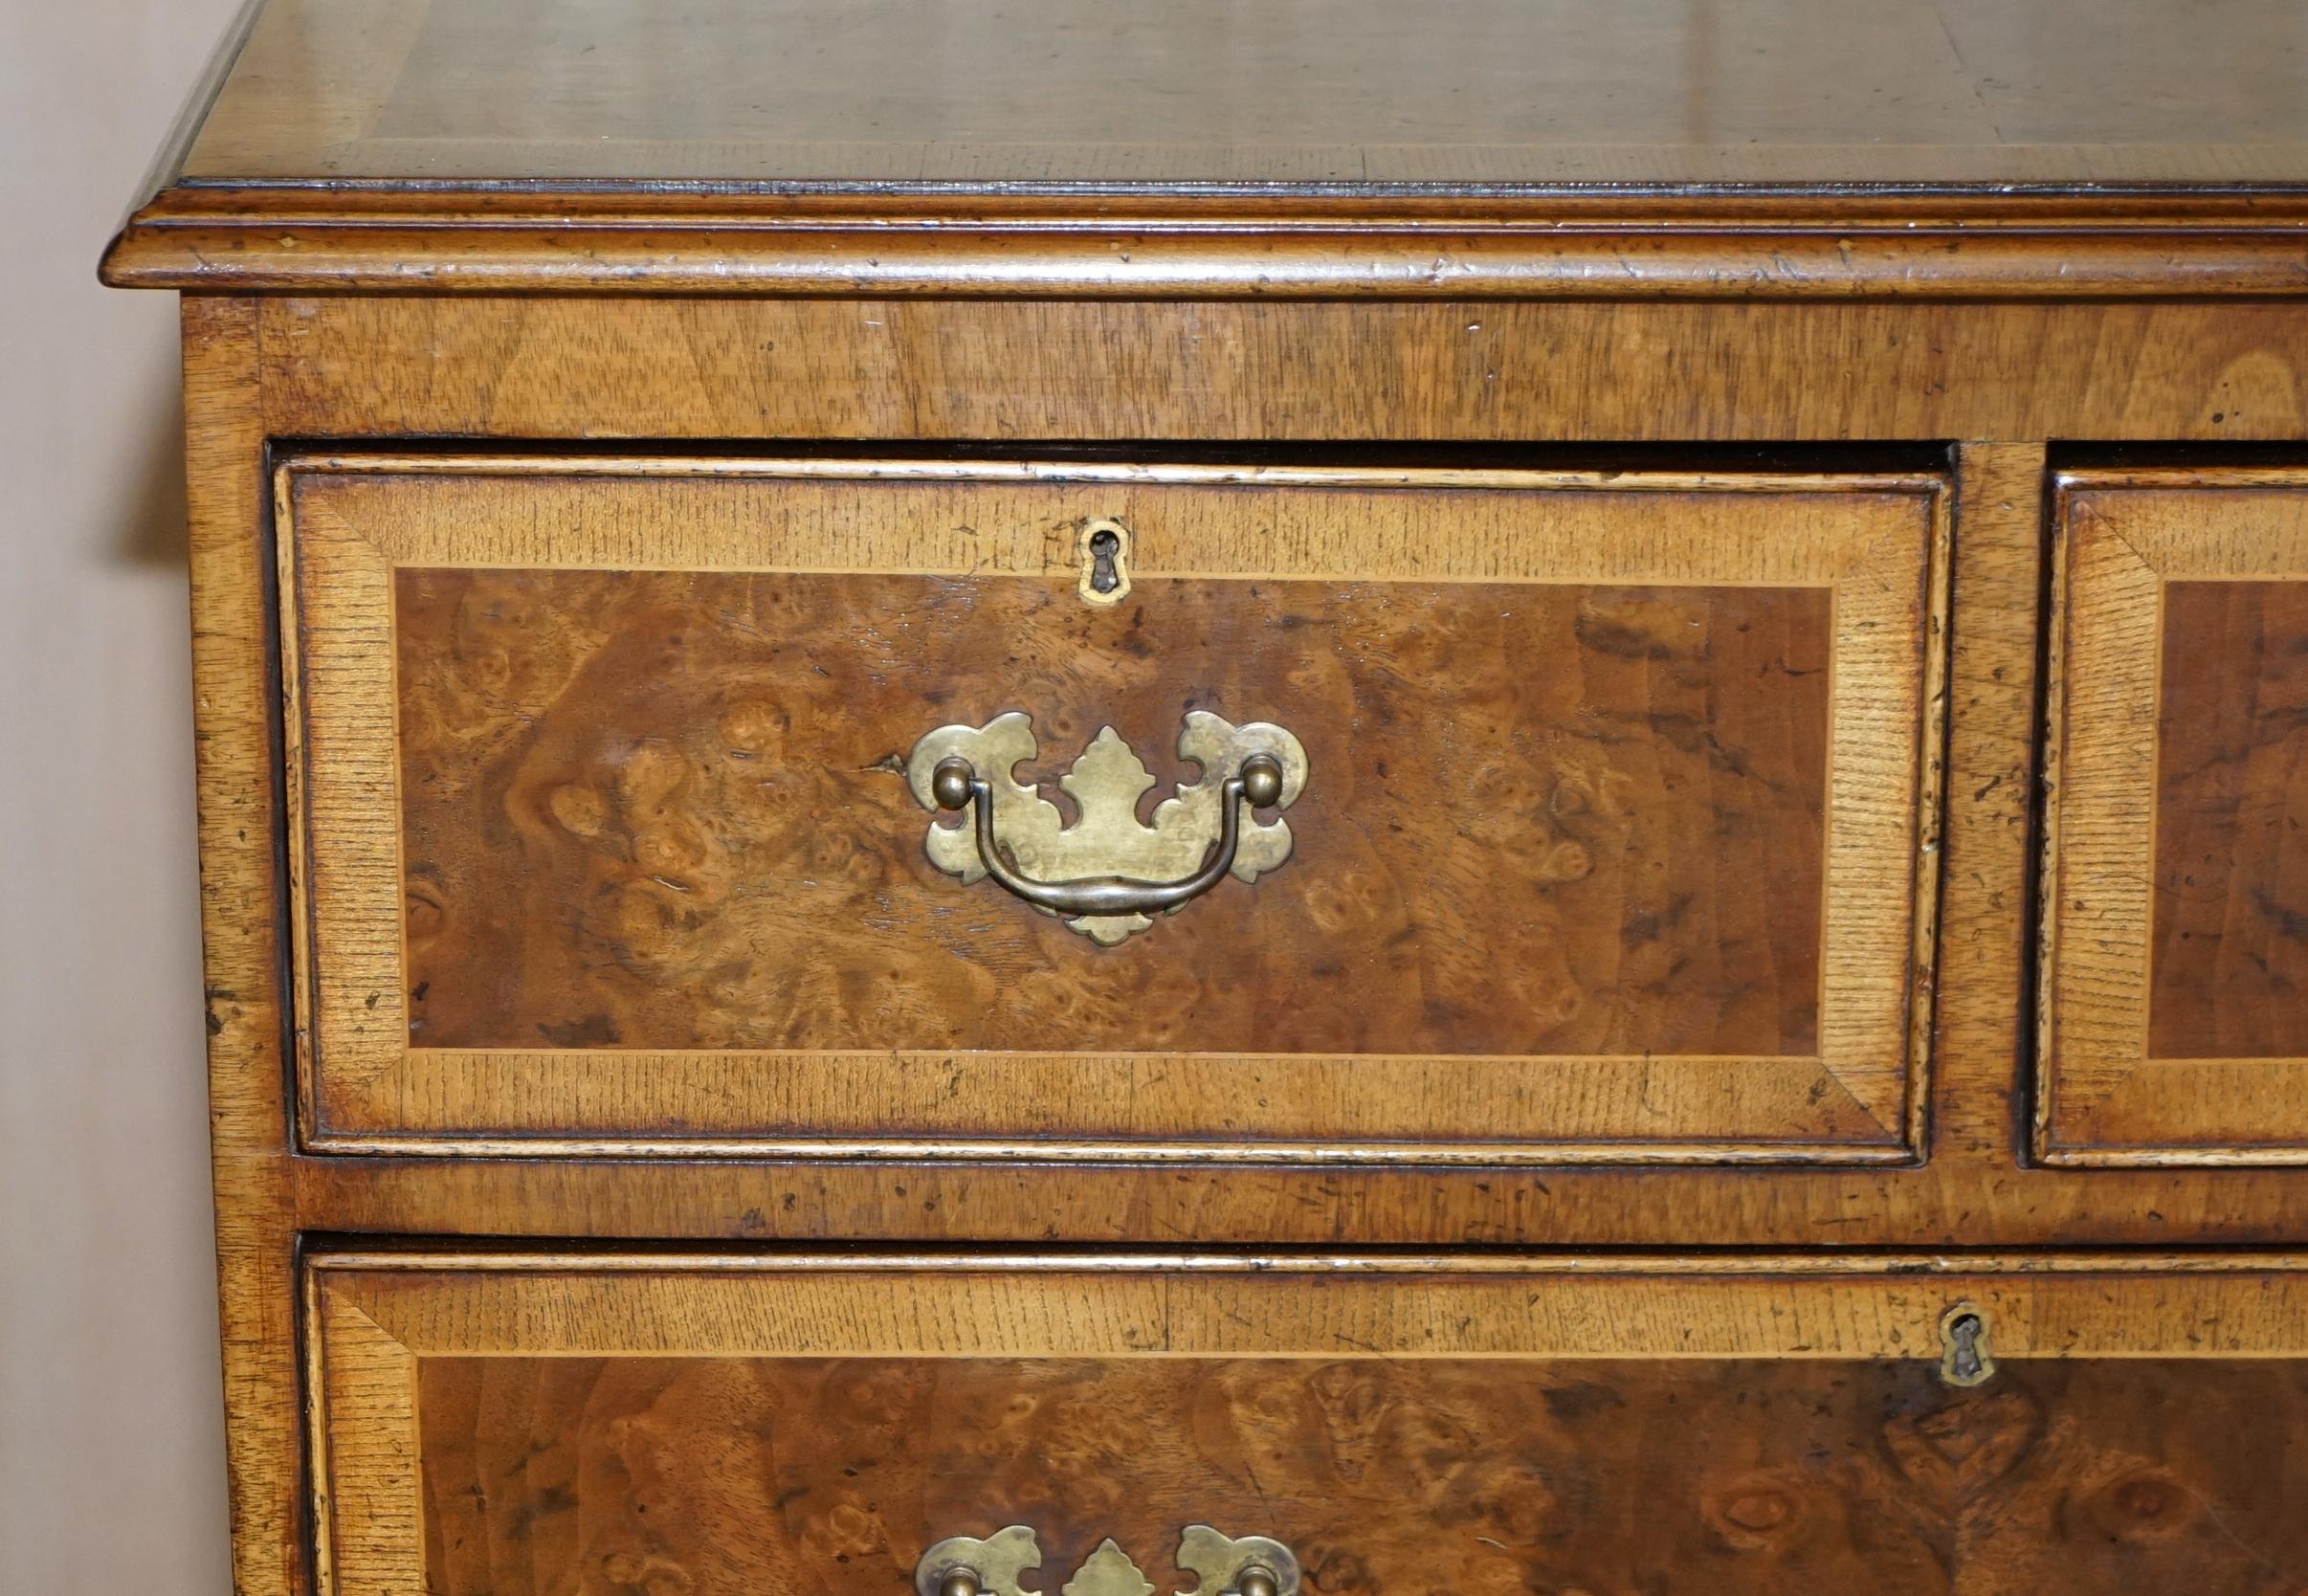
2042;471;2308;1164
310;1253;2308;1596
281;456;1946;1163
396;568;1833;1059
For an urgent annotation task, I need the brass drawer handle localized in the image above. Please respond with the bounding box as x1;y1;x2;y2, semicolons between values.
918;1525;1299;1596
905;710;1308;944
928;750;1280;916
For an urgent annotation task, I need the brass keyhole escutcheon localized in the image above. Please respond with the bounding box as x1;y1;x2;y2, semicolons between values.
1078;518;1132;606
1939;1302;1995;1387
1087;529;1121;591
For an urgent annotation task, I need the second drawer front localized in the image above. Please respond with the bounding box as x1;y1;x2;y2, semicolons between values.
310;1252;2308;1596
281;455;1946;1162
2042;469;2308;1164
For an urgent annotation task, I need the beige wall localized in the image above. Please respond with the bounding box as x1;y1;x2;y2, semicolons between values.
2;0;248;1589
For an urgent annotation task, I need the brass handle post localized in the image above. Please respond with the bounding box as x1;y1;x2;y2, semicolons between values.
915;1528;1041;1596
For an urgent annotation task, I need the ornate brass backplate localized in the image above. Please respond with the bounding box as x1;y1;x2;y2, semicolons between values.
1065;1541;1154;1596
915;1527;1299;1596
904;710;1309;943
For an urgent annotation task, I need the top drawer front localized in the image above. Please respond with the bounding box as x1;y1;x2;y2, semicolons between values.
2042;469;2308;1164
280;457;1946;1162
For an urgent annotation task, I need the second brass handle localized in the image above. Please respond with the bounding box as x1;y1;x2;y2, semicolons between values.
929;752;1285;919
918;1525;1298;1596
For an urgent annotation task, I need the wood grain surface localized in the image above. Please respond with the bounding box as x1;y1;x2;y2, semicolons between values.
413;1354;2308;1596
2153;580;2308;1060
395;566;1831;1059
176;0;2308;186
246;298;2308;446
96;0;2308;296
100;188;2308;300
179;299;310;1596
283;458;1941;1160
2041;472;2308;1163
308;1253;2308;1596
116;26;2308;1586
156;297;2308;1262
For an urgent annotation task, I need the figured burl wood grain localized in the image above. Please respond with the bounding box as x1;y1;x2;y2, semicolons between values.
394;568;1831;1058
2151;580;2308;1059
412;1354;2308;1596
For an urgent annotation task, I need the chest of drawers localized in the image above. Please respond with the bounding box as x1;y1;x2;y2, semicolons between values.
107;1;2308;1590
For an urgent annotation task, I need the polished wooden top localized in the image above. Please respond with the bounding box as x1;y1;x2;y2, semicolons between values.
103;0;2308;296
171;0;2308;187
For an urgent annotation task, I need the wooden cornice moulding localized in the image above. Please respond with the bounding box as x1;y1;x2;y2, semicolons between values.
100;186;2308;299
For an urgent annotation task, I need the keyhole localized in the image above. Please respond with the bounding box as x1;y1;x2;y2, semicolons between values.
1077;520;1131;606
1946;1316;1984;1378
1939;1305;1995;1387
1088;529;1121;592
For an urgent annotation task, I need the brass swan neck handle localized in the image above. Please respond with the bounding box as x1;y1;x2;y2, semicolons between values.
916;1525;1299;1596
903;711;1309;943
929;752;1284;920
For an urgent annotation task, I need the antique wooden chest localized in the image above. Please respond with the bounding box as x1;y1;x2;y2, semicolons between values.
105;0;2308;1590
